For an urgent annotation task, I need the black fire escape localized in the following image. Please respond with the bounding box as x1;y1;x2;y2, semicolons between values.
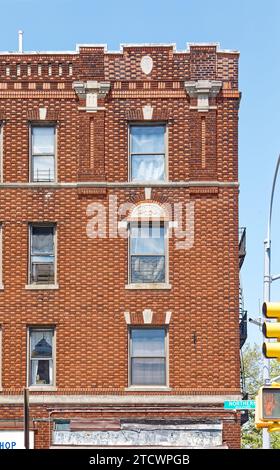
239;227;248;423
239;227;247;348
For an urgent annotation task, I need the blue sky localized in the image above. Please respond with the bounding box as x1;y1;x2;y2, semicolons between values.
1;0;280;345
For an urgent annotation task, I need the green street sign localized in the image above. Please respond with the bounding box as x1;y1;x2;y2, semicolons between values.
224;400;255;410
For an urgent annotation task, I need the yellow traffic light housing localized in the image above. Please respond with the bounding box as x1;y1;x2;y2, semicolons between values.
262;302;280;361
255;384;280;431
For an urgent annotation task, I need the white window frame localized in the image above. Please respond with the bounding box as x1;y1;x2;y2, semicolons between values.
26;223;58;289
126;220;171;290
27;326;56;390
127;326;169;390
128;123;168;183
29;124;57;183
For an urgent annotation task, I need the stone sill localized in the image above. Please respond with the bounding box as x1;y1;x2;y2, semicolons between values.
25;284;59;290
28;386;57;392
0;285;4;290
125;283;171;290
78;106;106;112
125;387;172;392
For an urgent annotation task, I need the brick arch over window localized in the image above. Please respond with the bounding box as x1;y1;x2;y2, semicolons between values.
127;200;171;223
126;108;170;121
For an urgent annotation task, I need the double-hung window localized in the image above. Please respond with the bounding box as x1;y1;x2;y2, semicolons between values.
29;224;55;285
29;328;54;386
130;222;166;284
129;125;166;182
31;126;55;182
129;328;167;386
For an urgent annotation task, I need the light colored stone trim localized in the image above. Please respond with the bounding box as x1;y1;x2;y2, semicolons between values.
118;221;128;230
125;283;171;290
142;309;153;324
124;312;131;324
77;107;106;113
168;221;178;229
165;311;172;324
0;394;243;405
144;187;152;200
72;81;110;113
143;104;153;119
25;284;59;290
28;386;57;392
0;181;239;189
39;107;47;120
185;80;222;112
190;106;217;111
125;387;172;392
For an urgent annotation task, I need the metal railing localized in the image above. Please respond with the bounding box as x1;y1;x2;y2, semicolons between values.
240;309;247;349
239;227;246;269
239;282;247;348
33;169;54;182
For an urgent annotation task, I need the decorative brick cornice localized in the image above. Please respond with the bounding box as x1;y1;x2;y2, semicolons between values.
0;90;74;98
185;80;222;112
112;90;185;99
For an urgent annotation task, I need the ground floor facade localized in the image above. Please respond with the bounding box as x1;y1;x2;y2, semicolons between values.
0;394;241;449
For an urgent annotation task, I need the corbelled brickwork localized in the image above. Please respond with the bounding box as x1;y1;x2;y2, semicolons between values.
0;43;241;448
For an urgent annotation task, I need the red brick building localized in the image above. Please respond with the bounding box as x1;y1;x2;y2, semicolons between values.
0;42;245;449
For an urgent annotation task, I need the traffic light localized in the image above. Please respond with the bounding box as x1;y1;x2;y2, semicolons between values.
255;384;280;431
262;302;280;361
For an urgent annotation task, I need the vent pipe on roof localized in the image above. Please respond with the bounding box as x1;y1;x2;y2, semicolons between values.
18;30;23;53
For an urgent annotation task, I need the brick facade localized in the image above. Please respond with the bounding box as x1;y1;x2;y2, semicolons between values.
0;43;241;448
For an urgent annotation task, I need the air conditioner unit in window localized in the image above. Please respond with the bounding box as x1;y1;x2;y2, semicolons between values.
32;263;54;284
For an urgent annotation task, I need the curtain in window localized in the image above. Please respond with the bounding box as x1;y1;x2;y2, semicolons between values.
131;255;165;283
131;329;166;385
131;358;165;385
32;227;54;254
30;330;53;385
31;227;55;283
31;359;51;385
131;154;165;181
131;126;165;182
